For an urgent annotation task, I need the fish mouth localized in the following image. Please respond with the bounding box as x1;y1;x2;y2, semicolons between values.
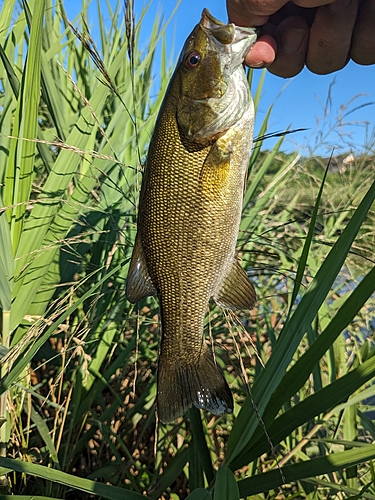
200;8;257;46
201;8;228;30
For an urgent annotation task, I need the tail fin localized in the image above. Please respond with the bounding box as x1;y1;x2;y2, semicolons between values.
157;347;233;423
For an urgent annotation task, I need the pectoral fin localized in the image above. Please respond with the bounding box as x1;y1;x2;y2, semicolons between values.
214;260;256;310
199;140;232;195
126;233;156;303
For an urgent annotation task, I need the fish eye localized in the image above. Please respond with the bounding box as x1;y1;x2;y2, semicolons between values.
184;50;200;70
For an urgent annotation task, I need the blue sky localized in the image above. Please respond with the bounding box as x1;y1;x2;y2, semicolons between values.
65;0;375;157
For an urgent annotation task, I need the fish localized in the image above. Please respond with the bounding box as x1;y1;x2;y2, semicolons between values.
126;9;257;423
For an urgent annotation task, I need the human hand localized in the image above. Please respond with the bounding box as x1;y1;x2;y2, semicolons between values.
227;0;375;77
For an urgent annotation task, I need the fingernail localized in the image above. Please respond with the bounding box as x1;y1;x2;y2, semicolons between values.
282;28;306;53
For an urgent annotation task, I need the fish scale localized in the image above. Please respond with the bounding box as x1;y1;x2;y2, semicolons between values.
126;9;257;423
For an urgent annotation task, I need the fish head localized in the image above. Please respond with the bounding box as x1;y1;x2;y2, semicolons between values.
173;9;257;142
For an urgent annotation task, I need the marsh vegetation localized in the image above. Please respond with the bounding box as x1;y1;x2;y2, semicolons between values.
0;1;374;499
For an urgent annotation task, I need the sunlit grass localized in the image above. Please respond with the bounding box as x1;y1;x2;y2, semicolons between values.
0;1;374;499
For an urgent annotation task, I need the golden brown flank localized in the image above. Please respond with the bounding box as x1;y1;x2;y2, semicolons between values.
126;9;257;423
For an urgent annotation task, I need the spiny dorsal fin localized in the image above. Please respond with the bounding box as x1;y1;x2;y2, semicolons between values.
126;232;157;303
213;259;256;310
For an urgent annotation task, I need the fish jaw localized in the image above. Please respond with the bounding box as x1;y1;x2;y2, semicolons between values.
200;8;257;68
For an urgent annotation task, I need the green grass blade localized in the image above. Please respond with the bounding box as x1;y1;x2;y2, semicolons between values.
26;404;60;469
0;456;150;499
33;0;69;143
242;136;285;212
4;0;45;252
0;40;55;173
185;489;212;500
0;0;17;44
346;482;375;500
248;68;273;170
344;402;358;489
237;446;375;497
214;466;240;500
1;497;65;500
189;438;205;490
359;410;375;440
188;407;214;484
149;447;189;500
307;478;375;500
250;69;266;114
0;43;20;97
288;163;329;310
82;320;117;393
0;196;13;310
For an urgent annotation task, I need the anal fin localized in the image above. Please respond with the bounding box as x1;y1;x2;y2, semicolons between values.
126;232;156;303
214;259;256;310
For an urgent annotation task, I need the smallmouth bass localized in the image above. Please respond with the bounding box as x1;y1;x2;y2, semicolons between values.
126;9;257;423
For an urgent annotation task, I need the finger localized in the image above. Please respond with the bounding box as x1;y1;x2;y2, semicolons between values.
306;0;360;74
227;0;289;26
351;0;375;65
267;16;309;77
293;0;335;6
244;34;277;67
269;3;318;26
226;0;334;26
